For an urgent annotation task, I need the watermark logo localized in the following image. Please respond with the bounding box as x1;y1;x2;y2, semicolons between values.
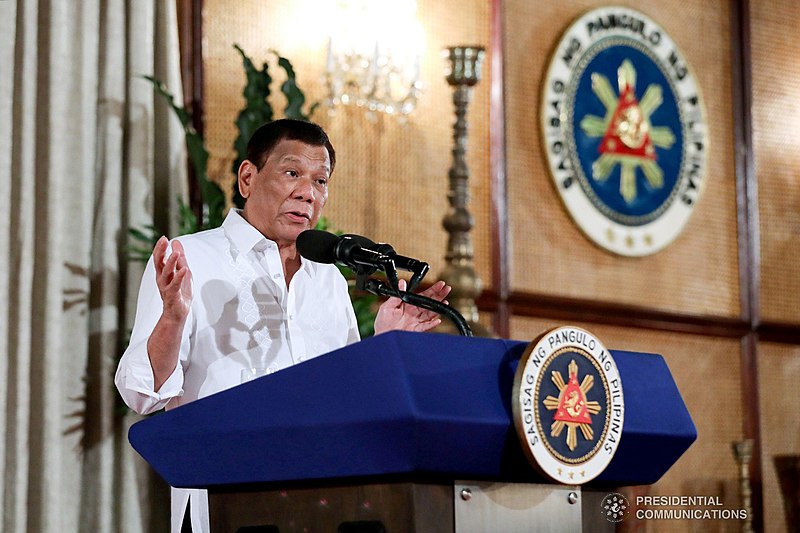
602;494;749;522
601;492;630;522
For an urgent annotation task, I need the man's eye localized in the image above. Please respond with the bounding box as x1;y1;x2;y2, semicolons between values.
287;170;298;177
316;178;328;186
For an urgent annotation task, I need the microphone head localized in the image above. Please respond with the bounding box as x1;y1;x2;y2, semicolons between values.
296;229;340;263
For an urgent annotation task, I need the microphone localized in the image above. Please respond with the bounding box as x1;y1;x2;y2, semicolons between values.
296;229;470;336
296;230;388;273
296;230;430;290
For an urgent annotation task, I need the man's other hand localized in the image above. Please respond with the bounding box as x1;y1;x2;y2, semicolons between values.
374;280;451;335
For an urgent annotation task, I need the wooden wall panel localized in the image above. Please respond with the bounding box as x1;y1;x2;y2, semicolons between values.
750;0;800;324
757;342;800;533
510;317;744;532
504;0;740;318
202;0;493;289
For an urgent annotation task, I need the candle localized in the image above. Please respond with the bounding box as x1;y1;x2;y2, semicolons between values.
326;36;334;71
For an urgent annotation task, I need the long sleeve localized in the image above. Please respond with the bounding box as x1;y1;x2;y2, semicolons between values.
115;254;192;414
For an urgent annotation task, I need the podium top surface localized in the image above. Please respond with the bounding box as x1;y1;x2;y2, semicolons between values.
129;331;696;489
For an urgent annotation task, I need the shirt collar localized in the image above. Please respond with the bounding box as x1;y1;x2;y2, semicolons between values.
222;209;272;259
221;209;317;275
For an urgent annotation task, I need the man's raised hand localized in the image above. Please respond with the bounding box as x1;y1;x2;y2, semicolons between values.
153;237;192;323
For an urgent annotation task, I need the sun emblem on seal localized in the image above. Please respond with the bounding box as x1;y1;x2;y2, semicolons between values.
543;359;602;451
579;59;676;204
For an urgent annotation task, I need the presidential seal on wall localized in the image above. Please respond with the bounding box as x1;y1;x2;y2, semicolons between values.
512;326;624;484
541;7;707;256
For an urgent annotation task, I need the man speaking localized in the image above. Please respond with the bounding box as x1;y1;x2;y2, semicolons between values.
115;119;450;532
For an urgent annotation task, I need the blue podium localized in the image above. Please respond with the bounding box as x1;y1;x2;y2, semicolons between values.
129;331;696;532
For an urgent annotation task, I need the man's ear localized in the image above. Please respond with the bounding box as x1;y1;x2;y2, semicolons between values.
237;160;256;199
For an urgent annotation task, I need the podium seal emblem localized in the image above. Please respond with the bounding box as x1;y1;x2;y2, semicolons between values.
541;6;707;256
512;326;624;483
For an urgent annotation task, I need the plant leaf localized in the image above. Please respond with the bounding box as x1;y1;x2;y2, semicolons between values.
126;225;161;262
142;75;225;229
231;44;275;208
273;51;311;120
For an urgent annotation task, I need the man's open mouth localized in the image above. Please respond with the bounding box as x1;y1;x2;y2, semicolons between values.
287;211;310;220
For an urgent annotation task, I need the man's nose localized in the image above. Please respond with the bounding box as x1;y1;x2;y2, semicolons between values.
293;178;315;202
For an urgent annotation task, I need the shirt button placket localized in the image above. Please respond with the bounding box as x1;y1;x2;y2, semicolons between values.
286;281;306;363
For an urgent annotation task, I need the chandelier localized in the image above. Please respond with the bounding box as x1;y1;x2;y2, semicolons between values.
324;0;425;118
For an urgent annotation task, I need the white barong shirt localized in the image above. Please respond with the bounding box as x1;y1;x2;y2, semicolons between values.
115;209;360;532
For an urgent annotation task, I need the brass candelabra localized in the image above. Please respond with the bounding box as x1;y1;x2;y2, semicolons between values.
439;45;492;338
732;439;754;533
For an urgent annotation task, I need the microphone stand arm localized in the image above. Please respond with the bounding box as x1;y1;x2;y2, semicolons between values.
361;279;473;337
406;261;429;293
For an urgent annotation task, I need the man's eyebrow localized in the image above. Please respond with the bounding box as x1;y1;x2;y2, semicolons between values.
278;154;330;173
276;155;303;166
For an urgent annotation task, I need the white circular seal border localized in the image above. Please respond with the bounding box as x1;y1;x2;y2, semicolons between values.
541;6;708;256
512;326;625;484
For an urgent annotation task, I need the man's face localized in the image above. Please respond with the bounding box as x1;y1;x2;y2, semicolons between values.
239;139;331;248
